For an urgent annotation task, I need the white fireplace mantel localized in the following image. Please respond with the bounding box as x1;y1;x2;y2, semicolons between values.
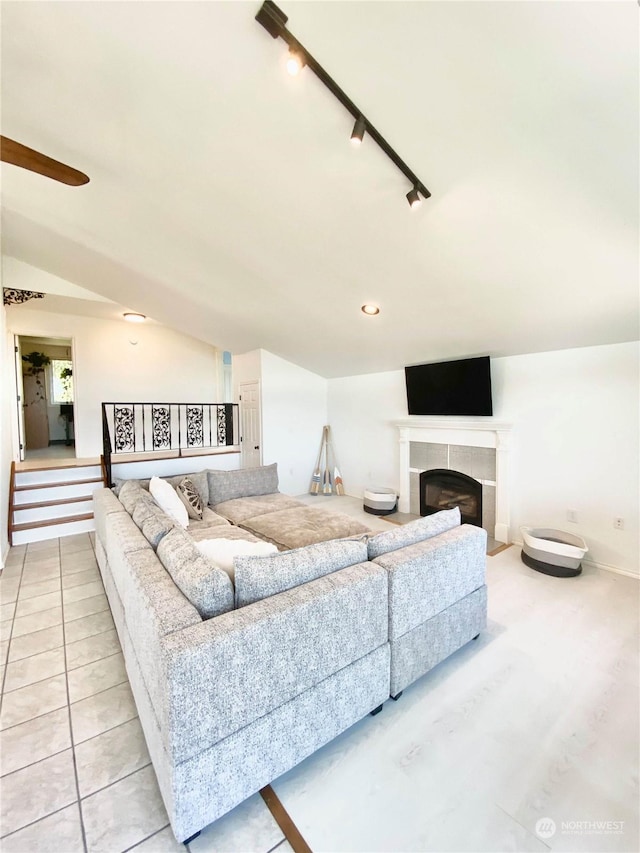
394;418;513;543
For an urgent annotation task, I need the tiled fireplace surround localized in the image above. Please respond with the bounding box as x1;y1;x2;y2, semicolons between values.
395;419;512;544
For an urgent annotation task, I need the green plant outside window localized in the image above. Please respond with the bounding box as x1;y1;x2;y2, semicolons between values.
50;360;74;404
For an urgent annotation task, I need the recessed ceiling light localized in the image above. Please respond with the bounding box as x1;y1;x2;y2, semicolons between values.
123;312;146;323
361;304;380;316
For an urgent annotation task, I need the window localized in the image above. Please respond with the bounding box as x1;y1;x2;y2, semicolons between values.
50;359;74;404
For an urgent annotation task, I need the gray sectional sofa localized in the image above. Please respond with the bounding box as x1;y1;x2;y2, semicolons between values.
93;464;487;843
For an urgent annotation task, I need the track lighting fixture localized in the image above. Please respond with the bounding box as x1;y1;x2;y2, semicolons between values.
255;1;430;207
351;115;366;146
406;185;423;210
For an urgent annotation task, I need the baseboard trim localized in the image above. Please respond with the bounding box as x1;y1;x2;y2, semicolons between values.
511;538;638;580
582;559;639;579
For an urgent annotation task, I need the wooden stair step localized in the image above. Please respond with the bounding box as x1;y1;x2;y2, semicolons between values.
14;459;100;473
15;495;93;511
14;477;103;492
11;512;94;533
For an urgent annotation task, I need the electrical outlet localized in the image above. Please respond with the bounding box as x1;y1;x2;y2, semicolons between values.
567;509;578;523
614;517;625;530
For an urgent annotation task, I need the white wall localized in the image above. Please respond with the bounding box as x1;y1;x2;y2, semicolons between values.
328;370;407;497
1;307;14;564
5;307;222;458
260;351;328;496
328;342;640;576
234;349;328;495
493;343;639;575
233;349;262;399
111;452;239;482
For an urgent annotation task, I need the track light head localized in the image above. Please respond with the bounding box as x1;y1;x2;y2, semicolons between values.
406;185;422;210
286;47;306;76
351;115;366;146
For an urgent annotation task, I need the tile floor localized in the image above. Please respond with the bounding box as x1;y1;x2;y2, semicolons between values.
1;515;638;852
0;533;291;853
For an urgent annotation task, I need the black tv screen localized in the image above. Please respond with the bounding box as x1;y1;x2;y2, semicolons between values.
405;356;493;416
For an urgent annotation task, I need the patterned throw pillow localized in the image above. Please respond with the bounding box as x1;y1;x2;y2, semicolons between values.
176;477;204;520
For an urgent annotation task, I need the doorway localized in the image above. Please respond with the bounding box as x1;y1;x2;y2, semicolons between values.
239;380;262;468
17;335;76;462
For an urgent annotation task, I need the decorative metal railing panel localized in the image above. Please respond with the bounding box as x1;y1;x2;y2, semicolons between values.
101;402;239;486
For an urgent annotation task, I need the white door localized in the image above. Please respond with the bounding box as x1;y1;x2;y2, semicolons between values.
14;336;25;461
239;381;262;468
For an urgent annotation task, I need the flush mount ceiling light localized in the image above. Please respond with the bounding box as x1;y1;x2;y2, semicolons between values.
255;1;431;206
123;312;146;323
361;304;380;316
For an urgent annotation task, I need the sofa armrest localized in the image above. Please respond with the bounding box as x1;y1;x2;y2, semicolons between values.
372;524;487;640
159;562;388;765
93;487;127;548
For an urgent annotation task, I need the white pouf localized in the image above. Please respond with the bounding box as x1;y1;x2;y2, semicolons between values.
364;487;398;516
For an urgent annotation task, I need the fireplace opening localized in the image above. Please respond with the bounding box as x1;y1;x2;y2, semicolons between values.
419;469;483;528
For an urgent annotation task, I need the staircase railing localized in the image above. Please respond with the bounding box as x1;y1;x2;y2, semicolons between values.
101;402;239;487
101;404;113;488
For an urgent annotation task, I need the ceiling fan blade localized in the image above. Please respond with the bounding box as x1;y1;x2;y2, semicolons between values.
0;136;89;186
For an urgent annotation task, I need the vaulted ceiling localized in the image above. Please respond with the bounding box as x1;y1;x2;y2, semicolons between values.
1;1;637;377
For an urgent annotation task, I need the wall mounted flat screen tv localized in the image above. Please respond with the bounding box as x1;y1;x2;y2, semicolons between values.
405;356;493;416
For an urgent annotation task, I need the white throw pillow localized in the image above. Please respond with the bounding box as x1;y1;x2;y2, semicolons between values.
149;476;189;529
195;538;278;582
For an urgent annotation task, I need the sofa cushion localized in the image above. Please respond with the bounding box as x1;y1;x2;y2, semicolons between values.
188;525;265;545
195;538;278;582
130;492;161;528
207;463;279;506
176;477;203;520
115;471;210;506
106;511;150;559
366;508;461;559
157;527;234;619
118;479;150;515
234;538;369;607
213;493;304;525
140;512;175;550
150;477;189;529
372;524;487;640
187;507;232;532
239;506;371;551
